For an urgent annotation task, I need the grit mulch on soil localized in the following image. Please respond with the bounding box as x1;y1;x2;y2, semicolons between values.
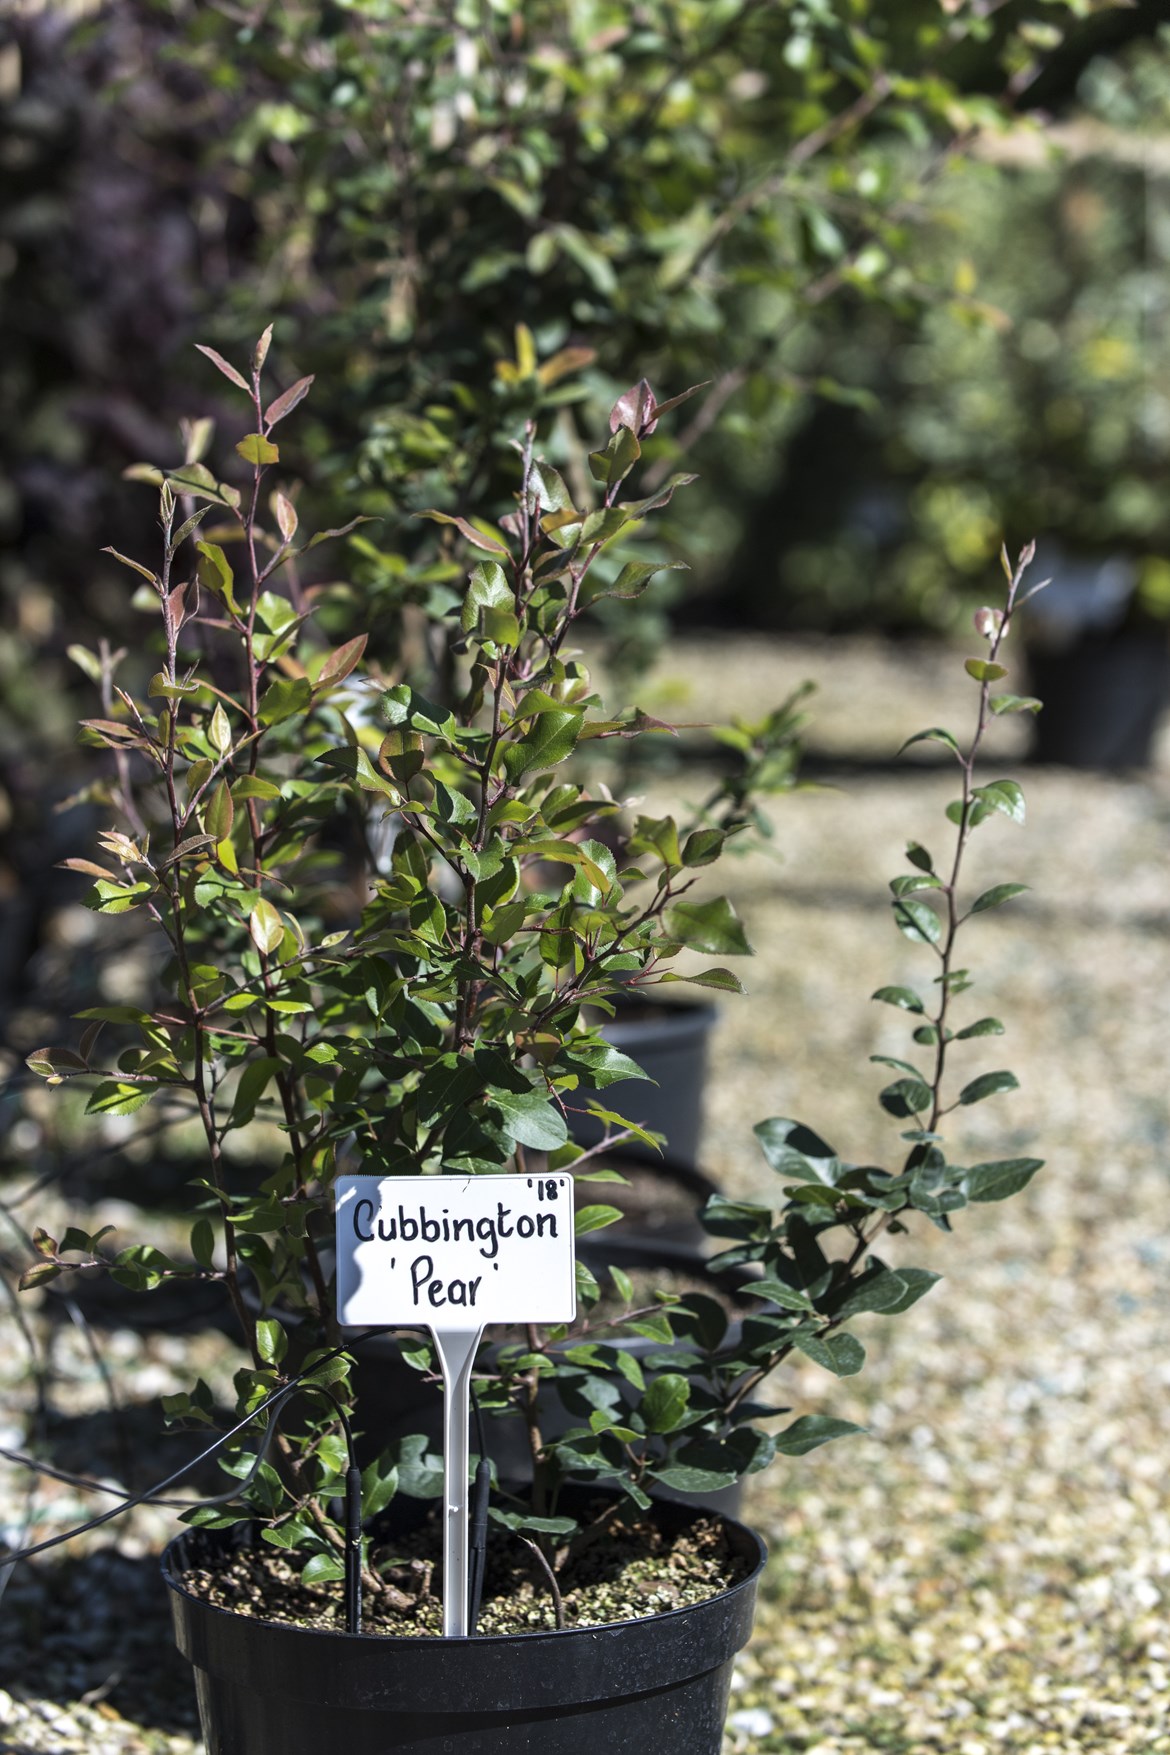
3;630;1169;1754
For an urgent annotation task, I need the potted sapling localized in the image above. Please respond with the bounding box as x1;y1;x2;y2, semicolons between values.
16;335;1045;1755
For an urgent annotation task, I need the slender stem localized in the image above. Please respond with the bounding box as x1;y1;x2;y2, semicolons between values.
519;1534;565;1629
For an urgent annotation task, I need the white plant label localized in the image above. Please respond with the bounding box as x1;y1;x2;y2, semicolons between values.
334;1171;578;1637
335;1173;577;1329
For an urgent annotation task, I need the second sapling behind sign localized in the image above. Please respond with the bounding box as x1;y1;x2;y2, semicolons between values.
335;1173;577;1328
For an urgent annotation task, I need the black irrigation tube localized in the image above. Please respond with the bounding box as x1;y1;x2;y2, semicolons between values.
0;1327;511;1636
0;1333;394;1635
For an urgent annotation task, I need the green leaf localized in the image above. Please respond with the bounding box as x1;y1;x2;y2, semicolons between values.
620;472;698;518
232;776;282;801
529;461;574;514
249;898;285;957
258;677;312;726
461;561;512;632
990;694;1042;716
877;1267;942;1312
970;883;1028;914
588;425;641;486
195;542;241;615
167;463;230;505
795;1331;866;1377
771;1415;864;1456
490;1087;569;1151
754;1117;840;1183
964;658;1008;682
681;828;725;868
205;779;234;843
961;1157;1043;1202
899;727;960;758
236;433;280;467
879;1078;932;1119
611;1348;645;1391
890;873;941;897
228;1056;283;1127
651;1458;739;1493
663;896;752;956
573;1204;623;1236
256;1317;287;1365
85;1081;155;1116
955;1017;1004;1040
148;673;200;701
581;558;688;605
751;1277;815;1312
502;710;583;781
190;1219;215;1269
893;897;942;946
836;1265;919;1317
76;1005;153;1024
487;1509;578;1537
641;1373;689;1434
658;966;745;994
872;985;925;1013
207;702;233;758
301;1553;345;1586
972;780;1026;825
99;547;157;589
905;842;934;872
957;1070;1019;1106
254;591;299;636
610;1266;634;1306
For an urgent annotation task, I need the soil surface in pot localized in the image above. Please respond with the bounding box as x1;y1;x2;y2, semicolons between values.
179;1502;749;1636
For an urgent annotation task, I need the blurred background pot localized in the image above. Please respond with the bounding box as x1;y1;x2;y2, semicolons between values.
569;998;718;1166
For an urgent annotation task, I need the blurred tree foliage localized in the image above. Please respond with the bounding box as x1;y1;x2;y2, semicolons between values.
714;23;1170;632
170;0;1157;656
0;0;1161;994
3;0;1143;679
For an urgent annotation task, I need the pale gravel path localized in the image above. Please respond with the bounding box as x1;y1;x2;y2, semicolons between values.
3;630;1169;1753
653;632;1170;1754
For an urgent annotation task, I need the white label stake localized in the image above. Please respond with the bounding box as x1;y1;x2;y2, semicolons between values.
335;1174;576;1637
432;1324;483;1638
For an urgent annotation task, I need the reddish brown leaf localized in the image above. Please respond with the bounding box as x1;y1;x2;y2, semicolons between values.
58;858;118;881
264;375;315;429
194;344;249;390
317;634;368;689
648;381;711;421
609;378;657;436
417;510;509;555
253;324;274;374
273;492;299;542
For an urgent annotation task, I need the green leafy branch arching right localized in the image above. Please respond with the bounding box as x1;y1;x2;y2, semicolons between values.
693;553;1047;1465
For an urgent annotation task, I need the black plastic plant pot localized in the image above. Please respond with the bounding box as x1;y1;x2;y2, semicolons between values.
570;998;717;1163
1027;628;1170;769
162;1510;766;1755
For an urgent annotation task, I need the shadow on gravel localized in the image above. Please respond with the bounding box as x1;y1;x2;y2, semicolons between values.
1;1545;202;1738
35;1393;233;1504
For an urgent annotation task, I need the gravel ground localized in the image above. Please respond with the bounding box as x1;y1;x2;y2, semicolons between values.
3;629;1169;1753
